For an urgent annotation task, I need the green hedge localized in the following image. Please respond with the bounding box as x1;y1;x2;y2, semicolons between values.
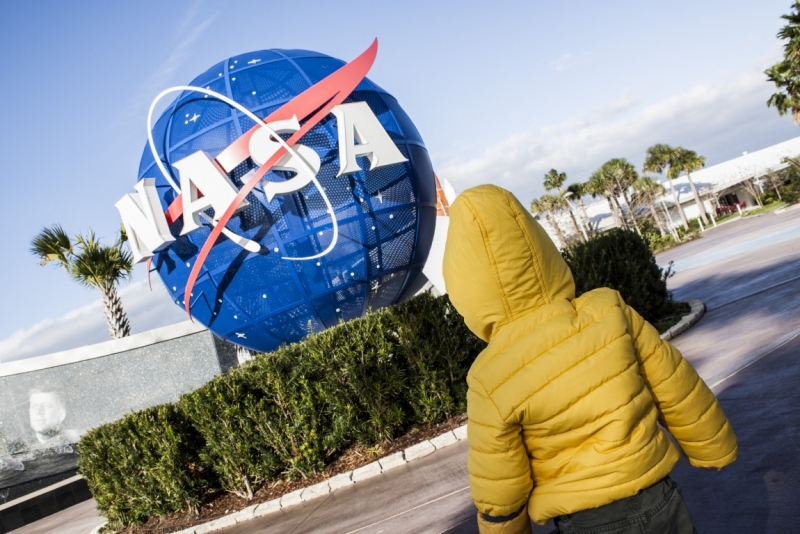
562;228;673;323
77;292;485;529
76;404;206;526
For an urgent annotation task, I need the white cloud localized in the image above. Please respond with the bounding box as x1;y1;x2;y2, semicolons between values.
0;278;185;363
434;66;796;205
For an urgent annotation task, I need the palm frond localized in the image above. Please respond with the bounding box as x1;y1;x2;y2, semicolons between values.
70;231;133;290
30;225;73;268
543;169;567;192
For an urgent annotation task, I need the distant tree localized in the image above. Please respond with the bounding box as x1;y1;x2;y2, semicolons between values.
543;169;585;241
700;185;724;215
587;169;627;230
543;169;567;191
762;170;784;201
740;177;765;208
669;147;709;226
603;158;642;236
531;195;567;247
783;154;800;174
766;1;800;125
567;181;593;236
633;176;668;235
31;225;133;339
554;189;584;241
643;144;690;230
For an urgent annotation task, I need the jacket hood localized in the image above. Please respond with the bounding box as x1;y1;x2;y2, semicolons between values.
442;185;575;342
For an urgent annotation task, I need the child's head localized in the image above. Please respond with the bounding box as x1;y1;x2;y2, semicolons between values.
442;185;574;342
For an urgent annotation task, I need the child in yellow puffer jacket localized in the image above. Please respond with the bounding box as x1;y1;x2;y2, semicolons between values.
442;185;737;534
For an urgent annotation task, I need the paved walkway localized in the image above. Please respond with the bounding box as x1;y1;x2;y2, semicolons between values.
12;499;103;534
17;208;800;533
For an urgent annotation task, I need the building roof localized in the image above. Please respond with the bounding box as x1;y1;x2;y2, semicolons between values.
657;136;800;203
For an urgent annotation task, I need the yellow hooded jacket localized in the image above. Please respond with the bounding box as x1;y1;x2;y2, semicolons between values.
442;185;737;530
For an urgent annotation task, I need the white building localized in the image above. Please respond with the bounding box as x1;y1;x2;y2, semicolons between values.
539;136;800;244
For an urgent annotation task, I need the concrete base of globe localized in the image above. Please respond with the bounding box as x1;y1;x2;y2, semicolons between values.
0;321;239;505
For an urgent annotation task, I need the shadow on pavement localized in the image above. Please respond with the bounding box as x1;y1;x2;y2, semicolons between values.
671;332;800;531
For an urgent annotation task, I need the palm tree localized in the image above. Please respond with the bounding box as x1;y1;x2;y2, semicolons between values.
587;169;626;230
766;64;800;125
766;2;800;125
543;169;585;241
31;225;133;339
670;147;709;226
544;169;587;243
633;176;667;235
543;169;567;192
530;196;567;247
566;182;593;236
603;158;642;236
643;144;690;230
553;189;584;241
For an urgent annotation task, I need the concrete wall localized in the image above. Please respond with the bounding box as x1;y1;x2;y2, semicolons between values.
0;321;238;500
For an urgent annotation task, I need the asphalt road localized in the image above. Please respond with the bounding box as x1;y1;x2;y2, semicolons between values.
17;206;800;534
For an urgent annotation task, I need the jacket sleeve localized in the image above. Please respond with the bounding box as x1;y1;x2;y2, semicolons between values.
467;377;533;533
622;298;738;468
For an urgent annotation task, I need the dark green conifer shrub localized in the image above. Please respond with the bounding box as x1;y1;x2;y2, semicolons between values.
76;404;207;528
562;228;673;322
386;292;481;423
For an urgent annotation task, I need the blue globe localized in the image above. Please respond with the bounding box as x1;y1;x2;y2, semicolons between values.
137;48;436;353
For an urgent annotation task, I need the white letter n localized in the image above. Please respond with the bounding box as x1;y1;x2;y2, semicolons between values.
115;178;175;264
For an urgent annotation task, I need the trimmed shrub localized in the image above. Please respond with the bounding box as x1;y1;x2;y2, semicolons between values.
639;221;675;253
78;292;485;527
781;184;800;204
178;374;284;499
386;292;482;423
76;404;207;528
562;228;673;322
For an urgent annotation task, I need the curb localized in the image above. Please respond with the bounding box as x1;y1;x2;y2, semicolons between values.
774;202;800;215
660;299;705;342
96;302;704;534
151;425;469;534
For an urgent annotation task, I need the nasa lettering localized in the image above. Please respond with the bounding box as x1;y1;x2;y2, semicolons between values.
116;41;437;352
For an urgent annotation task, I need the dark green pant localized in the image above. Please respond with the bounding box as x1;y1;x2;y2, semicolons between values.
552;477;698;534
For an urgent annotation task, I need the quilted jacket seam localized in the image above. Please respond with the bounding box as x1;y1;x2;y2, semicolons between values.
486;303;621;396
681;418;729;445
650;356;688;390
470;472;531;482
469;419;505;431
533;445;672;496
689;439;737;464
506;332;628;416
528;389;651;452
665;374;702;409
461;195;514;326
667;400;715;430
470;376;507;427
530;360;641;426
472;442;525;455
534;430;661;486
474;496;529;508
513;208;551;305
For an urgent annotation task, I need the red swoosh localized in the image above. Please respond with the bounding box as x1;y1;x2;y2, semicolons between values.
173;39;378;319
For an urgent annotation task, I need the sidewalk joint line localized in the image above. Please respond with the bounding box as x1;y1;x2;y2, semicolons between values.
709;326;800;390
343;486;470;534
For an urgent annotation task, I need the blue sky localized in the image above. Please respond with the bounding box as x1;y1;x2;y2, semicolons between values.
0;0;797;360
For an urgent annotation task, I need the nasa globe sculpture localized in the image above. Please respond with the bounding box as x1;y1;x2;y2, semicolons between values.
119;42;436;353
